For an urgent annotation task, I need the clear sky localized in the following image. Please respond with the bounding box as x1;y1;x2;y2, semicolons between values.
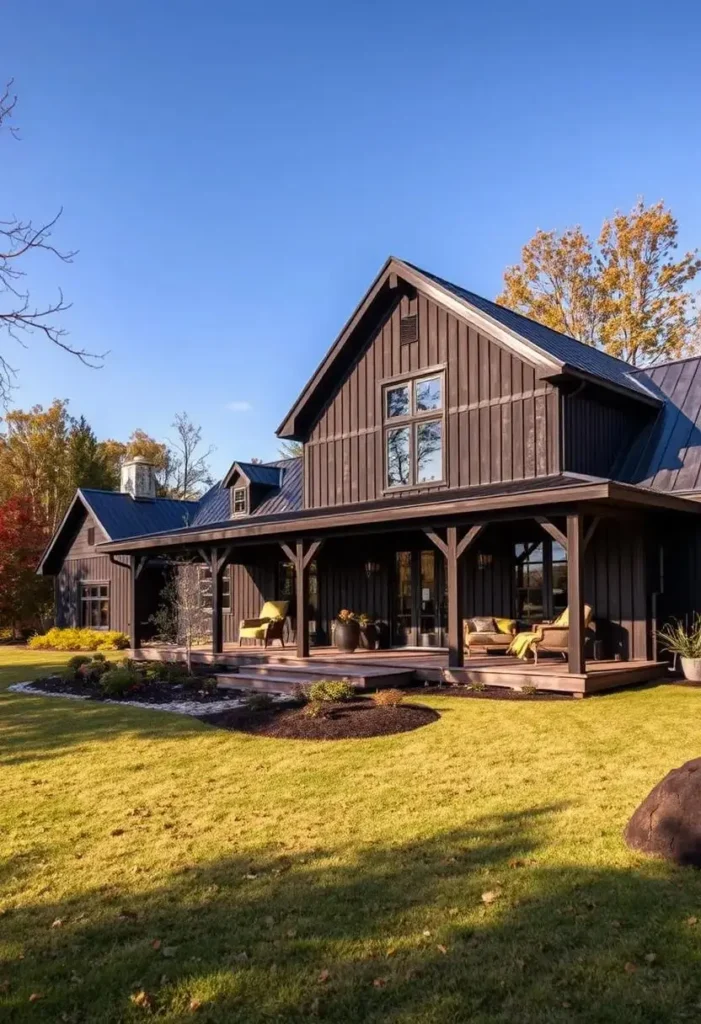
2;0;701;478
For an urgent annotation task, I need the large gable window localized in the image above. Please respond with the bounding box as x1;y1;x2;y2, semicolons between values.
384;374;444;489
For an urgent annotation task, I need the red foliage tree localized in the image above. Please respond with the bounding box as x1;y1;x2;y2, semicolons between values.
0;495;51;634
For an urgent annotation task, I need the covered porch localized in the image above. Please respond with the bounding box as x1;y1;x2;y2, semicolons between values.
101;476;699;696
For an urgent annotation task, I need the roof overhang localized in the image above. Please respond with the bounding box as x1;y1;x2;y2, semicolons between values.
97;477;701;555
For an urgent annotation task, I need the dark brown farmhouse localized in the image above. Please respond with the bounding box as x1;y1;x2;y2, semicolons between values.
38;257;701;694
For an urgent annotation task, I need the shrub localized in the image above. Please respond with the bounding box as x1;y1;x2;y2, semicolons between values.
91;653;107;663
244;692;275;712
468;682;487;693
67;654;92;670
291;683;311;704
27;628;130;652
143;660;188;683
520;684;538;696
371;688;405;707
302;700;329;719
100;666;138;697
307;679;355;703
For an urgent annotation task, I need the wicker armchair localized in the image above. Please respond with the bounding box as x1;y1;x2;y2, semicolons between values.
238;601;289;648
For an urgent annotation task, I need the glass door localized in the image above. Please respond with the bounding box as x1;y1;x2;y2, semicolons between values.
393;550;442;647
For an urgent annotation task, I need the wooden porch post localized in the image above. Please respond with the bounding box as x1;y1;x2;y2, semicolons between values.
446;527;463;669
296;539;309;658
128;554;148;650
567;513;585;674
208;546;232;656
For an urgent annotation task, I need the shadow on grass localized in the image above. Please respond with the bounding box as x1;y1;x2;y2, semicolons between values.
3;804;701;1023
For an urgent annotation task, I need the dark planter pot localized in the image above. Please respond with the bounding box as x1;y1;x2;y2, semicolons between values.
335;619;360;653
360;623;378;650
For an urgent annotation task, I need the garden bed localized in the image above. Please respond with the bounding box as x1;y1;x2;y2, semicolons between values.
22;674;247;705
202;697;439;739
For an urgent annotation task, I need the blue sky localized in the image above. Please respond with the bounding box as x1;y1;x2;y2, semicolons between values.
2;0;701;478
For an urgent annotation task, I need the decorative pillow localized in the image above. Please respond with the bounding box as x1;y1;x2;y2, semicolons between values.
495;617;516;635
469;616;497;634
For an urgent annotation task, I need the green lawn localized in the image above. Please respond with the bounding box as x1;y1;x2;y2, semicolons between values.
2;649;701;1022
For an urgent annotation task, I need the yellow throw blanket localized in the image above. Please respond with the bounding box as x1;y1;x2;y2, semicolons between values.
509;631;539;659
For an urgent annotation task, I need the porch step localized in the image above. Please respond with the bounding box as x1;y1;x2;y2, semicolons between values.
215;673;307;696
214;661;415;693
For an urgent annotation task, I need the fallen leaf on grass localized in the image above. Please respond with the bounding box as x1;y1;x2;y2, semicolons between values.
189;999;202;1012
373;977;388;988
286;929;297;939
29;993;43;1002
436;944;448;955
130;989;153;1009
422;929;431;937
151;939;162;950
645;953;657;964
51;918;64;928
481;891;500;905
686;916;698;926
317;969;330;983
624;962;637;974
161;947;177;958
110;828;125;837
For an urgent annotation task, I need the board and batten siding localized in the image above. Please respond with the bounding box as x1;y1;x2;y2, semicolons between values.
303;292;561;508
55;513;133;633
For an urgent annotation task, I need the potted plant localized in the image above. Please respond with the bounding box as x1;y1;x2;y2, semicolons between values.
358;613;378;651
657;615;701;682
334;609;360;653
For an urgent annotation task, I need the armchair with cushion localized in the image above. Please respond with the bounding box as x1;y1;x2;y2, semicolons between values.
463;616;517;656
509;605;593;663
238;600;289;648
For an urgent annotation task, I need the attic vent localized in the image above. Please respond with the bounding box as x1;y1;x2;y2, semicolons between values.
400;313;418;344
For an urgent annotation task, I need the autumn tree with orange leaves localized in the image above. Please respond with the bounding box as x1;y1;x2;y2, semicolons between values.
498;200;701;366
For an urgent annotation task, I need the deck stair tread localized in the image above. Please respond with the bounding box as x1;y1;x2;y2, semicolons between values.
232;662;411;680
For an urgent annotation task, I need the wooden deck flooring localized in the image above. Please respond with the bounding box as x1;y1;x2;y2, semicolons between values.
134;643;669;697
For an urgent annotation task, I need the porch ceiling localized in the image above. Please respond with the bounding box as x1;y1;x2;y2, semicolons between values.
97;475;701;555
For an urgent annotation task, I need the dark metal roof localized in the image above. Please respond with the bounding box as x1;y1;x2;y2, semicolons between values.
617;356;701;492
407;261;659;404
234;462;283;487
80;489;199;539
192;458;302;528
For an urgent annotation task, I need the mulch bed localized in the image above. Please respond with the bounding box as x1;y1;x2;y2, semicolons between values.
202;698;439;740
27;675;246;705
415;684;572;701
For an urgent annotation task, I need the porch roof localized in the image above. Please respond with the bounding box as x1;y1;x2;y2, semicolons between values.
97;473;701;555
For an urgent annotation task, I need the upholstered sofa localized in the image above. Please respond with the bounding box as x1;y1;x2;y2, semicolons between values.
463;616;517;656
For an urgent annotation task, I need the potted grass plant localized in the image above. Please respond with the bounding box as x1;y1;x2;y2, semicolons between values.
657;615;701;682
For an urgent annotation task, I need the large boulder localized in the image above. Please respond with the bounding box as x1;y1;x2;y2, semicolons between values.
625;757;701;866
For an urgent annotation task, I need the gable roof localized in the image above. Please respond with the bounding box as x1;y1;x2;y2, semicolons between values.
616;355;701;492
37;489;200;574
277;256;660;439
193;458;302;527
222;460;283;490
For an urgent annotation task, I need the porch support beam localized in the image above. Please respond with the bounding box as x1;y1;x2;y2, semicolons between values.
567;514;585;674
535;516;568;550
279;541;296;564
457;524;486;560
423;528;449;559
210;546;226;656
446;527;463;669
583;516;600;552
278;539;325;658
127;554;144;650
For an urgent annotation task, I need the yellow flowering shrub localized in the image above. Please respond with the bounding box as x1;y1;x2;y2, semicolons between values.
27;628;130;651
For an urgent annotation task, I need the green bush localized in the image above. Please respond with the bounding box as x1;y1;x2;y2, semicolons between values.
67;654;92;670
244;692;275;712
91;653;107;663
143;660;187;683
302;700;329;719
100;666;138;698
307;679;355;703
27;628;130;652
467;682;487;693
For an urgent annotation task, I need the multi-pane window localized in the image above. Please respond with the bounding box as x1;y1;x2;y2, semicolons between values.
80;584;109;629
552;542;568;619
199;566;231;611
232;488;247;515
384;374;443;489
515;543;544;623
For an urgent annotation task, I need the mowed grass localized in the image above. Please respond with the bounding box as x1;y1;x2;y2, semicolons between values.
2;650;701;1022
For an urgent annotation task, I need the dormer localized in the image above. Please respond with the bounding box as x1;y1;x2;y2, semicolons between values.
223;460;283;518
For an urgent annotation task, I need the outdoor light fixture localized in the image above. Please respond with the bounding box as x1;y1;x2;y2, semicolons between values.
364;560;381;578
477;552;493;570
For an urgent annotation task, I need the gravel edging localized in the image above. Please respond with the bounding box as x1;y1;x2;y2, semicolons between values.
7;681;292;718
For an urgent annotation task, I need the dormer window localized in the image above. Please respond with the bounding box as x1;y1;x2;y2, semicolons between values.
232;487;248;516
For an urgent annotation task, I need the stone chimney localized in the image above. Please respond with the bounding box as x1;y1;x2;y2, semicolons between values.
120;455;157;499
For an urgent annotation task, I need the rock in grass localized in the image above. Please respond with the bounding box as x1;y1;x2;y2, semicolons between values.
625;757;701;866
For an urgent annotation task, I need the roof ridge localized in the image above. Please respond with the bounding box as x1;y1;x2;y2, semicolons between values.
78;487;199;504
404;259;639;374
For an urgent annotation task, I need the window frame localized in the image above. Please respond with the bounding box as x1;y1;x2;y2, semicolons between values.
199;565;231;613
231;487;248;516
381;367;446;492
79;581;110;630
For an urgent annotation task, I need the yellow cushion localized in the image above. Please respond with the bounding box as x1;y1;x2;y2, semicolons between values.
239;625;268;639
553;605;592;628
495;617;516;635
259;601;289;621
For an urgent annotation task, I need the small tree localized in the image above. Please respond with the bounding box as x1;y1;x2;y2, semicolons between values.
150;557;211;673
167;412;215;499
